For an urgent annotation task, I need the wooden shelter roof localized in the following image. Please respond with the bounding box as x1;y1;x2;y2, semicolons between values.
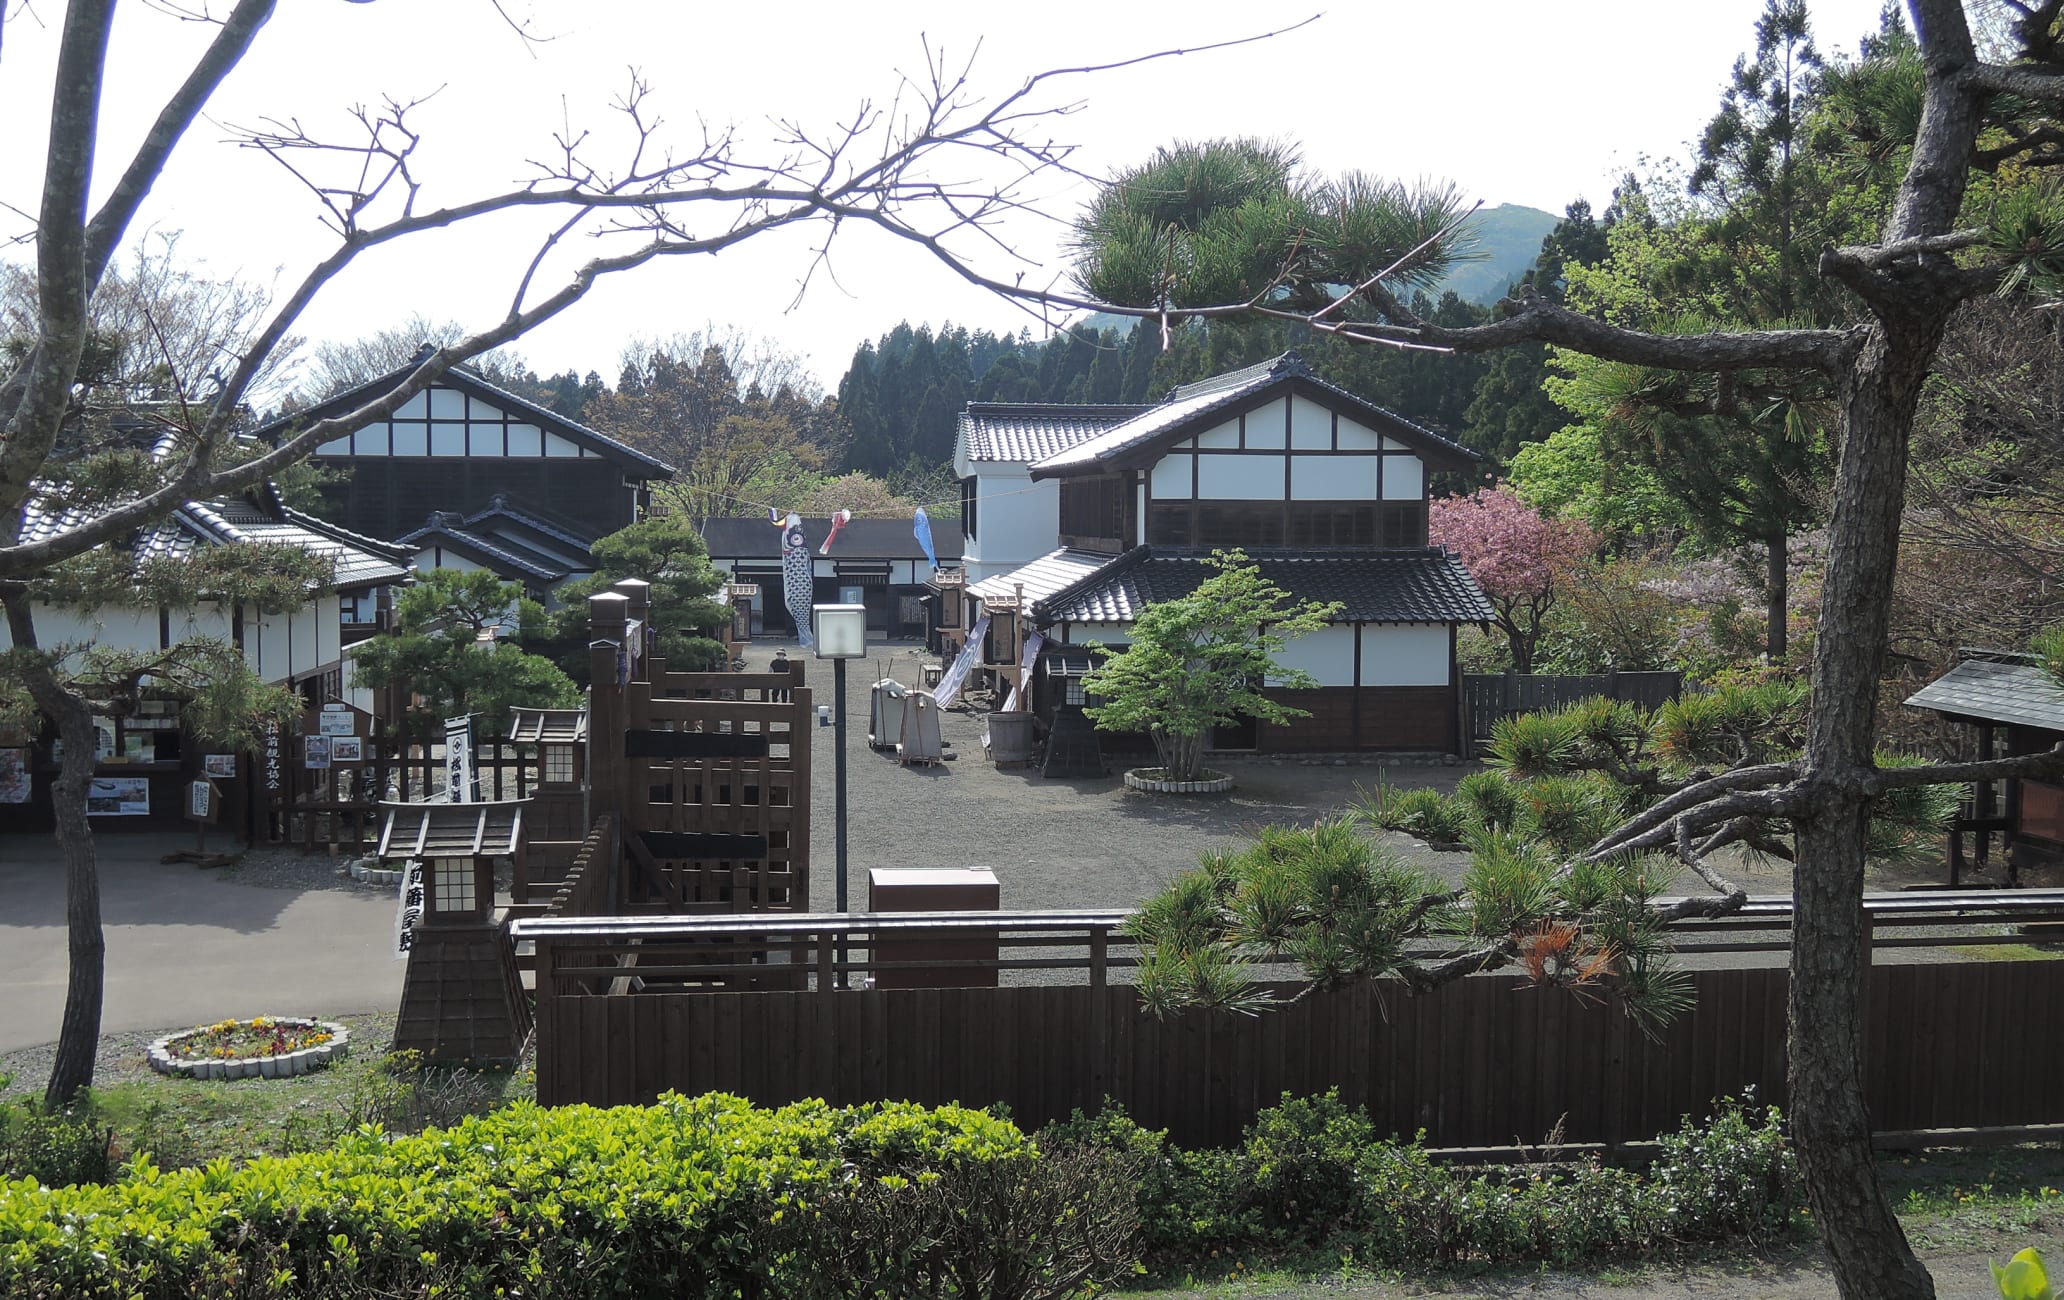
1905;657;2064;733
377;800;528;860
507;707;589;745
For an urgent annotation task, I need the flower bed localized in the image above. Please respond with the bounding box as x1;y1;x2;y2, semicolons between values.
147;1016;350;1080
1124;767;1235;795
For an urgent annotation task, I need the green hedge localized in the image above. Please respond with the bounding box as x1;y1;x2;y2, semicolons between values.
0;1093;1138;1300
1043;1090;1803;1273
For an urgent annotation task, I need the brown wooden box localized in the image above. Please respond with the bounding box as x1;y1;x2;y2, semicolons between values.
867;867;1000;989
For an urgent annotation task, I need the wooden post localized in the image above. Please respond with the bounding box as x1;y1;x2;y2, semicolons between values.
1089;925;1109;1103
587;592;631;908
613;579;652;685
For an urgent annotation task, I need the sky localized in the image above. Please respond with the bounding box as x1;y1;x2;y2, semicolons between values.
0;0;1894;397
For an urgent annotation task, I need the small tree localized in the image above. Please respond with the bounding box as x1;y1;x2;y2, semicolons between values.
1429;486;1596;674
546;515;731;678
1082;551;1340;783
353;569;579;739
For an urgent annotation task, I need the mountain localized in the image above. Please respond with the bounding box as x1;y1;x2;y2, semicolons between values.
1430;203;1559;306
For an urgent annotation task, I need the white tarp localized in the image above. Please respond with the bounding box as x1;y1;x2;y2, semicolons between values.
933;613;990;708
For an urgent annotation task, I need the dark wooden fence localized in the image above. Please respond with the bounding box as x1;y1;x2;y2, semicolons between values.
514;893;2064;1148
1463;671;1685;754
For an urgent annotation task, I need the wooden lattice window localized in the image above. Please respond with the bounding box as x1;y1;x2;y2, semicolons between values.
542;743;575;785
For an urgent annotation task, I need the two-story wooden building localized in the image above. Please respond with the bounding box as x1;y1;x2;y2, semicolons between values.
261;358;673;605
947;351;1493;754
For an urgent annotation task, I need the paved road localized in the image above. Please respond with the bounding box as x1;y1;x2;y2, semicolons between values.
0;833;404;1053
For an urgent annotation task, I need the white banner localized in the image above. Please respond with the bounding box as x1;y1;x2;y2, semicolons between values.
393;858;425;960
1001;630;1045;713
443;714;474;803
933;613;990;708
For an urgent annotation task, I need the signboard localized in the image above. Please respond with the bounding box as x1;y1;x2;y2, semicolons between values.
443;714;475;803
331;737;364;764
393;858;426;960
304;735;331;770
262;721;282;794
186;779;218;824
86;776;150;816
203;754;237;779
317;705;356;737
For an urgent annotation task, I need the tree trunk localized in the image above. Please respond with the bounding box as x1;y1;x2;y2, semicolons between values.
1790;319;1941;1300
1765;533;1789;663
0;591;106;1106
1154;727;1203;783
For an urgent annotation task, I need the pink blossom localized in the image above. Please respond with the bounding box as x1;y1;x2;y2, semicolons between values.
1429;486;1595;602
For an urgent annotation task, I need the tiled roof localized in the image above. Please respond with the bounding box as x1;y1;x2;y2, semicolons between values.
1027;350;1477;477
1905;657;2064;732
1033;546;1495;626
700;516;964;562
398;516;570;583
20;488;408;591
459;497;599;555
966;549;1121;611
960;403;1147;464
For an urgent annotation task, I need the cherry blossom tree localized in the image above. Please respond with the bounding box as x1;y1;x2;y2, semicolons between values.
1430;486;1596;673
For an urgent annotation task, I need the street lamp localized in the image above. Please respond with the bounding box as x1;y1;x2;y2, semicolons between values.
811;605;867;963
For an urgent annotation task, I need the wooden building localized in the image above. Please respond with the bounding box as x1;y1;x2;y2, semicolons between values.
1906;651;2064;884
700;516;963;640
940;352;1493;754
263;358;673;595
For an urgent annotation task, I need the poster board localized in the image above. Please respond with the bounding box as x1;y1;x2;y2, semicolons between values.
86;776;150;816
318;705;357;737
187;779;219;824
304;735;331;770
0;748;29;804
330;737;364;764
203;754;237;779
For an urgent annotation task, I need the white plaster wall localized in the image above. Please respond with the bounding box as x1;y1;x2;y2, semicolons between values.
1360;624;1449;686
1267;623;1355;687
1149;456;1190;499
1382;456;1425;501
964;468;1059;581
1338;416;1382;451
1058;621;1132;646
1196;455;1277;499
1245;397;1287;449
1290;396;1332;449
0;606;161;656
1290;455;1377;500
1194;418;1240;450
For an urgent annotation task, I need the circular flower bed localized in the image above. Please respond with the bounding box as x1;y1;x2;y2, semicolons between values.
1123;767;1235;795
147;1016;350;1080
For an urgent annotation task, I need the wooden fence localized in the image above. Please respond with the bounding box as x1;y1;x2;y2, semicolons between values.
514;893;2064;1148
1463;671;1685;754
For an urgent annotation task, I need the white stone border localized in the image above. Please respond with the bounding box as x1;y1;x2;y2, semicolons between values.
147;1018;351;1080
1123;768;1235;795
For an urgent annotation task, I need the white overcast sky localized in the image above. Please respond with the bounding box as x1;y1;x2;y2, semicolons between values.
2;0;1892;395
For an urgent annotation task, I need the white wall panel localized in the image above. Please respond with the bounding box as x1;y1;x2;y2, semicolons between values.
1244;398;1286;449
1337;417;1381;451
508;423;543;456
431;423;467;456
1290;395;1333;449
430;387;467;418
1149;455;1191;500
1061;621;1131;646
317;436;351;455
1359;624;1449;686
963;471;1060;581
353;426;388;455
1291;454;1377;500
544;431;581;458
1197;454;1278;499
1381;456;1425;500
394;393;429;419
392;424;428;456
1268;624;1354;686
1195;418;1240;449
0;607;160;656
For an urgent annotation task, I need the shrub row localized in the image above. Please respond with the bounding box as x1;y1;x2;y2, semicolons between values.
0;1093;1138;1300
1042;1090;1803;1274
0;1086;1804;1297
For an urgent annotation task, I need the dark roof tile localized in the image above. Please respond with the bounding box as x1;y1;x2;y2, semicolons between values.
1905;658;2064;733
1035;546;1494;625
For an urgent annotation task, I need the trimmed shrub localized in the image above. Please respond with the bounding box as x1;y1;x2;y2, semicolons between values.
1047;1091;1802;1276
1454;769;1521;834
0;1094;1139;1300
1355;783;1468;845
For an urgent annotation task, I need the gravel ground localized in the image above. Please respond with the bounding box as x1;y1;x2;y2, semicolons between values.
761;638;2057;968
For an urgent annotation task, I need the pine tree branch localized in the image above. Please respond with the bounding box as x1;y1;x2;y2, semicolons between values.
1864;742;2064;792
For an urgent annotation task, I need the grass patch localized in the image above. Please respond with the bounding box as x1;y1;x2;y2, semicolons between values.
5;1012;533;1174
